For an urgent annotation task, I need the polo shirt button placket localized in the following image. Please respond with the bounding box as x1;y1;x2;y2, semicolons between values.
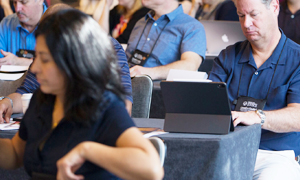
154;23;157;26
291;15;295;19
255;71;258;75
147;38;150;41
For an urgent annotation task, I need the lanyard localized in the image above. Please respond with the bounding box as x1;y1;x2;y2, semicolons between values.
132;15;169;57
236;38;287;101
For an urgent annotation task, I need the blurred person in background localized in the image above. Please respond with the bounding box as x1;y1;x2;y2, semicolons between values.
279;0;300;44
99;0;149;44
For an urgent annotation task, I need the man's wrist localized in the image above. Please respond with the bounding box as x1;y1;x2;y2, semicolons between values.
255;109;266;126
0;96;13;109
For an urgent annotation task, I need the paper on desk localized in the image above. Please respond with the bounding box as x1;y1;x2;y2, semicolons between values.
0;65;28;81
0;121;20;130
1;65;29;71
166;69;208;81
0;73;24;81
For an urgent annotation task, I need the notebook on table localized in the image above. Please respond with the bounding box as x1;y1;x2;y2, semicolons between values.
201;20;246;57
160;81;234;134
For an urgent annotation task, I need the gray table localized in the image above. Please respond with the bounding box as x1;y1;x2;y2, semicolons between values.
0;118;261;180
134;118;261;180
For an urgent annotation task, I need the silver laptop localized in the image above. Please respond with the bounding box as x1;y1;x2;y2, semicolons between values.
201;20;246;57
161;81;234;134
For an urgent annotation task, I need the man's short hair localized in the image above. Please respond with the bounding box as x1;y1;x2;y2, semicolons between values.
261;0;272;8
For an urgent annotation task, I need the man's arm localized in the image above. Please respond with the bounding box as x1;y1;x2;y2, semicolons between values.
130;51;202;80
0;0;13;17
0;50;33;66
232;103;300;133
98;0;114;34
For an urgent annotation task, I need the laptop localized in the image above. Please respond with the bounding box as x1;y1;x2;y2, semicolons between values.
201;20;246;57
160;81;234;134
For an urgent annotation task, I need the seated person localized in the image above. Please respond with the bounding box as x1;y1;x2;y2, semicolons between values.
0;3;133;123
0;9;164;179
192;0;225;20
279;0;300;44
209;0;300;179
99;0;150;44
126;0;206;80
0;0;47;66
215;0;239;21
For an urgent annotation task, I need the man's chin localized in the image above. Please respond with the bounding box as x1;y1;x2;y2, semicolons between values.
18;17;29;23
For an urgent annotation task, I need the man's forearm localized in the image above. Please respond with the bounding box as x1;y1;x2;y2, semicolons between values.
147;56;202;80
263;104;300;133
1;3;13;17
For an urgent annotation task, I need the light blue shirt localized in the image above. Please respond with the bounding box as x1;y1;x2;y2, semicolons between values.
0;3;47;58
126;5;206;67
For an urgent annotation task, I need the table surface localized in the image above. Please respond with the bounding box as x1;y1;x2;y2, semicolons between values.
0;118;261;180
133;118;261;180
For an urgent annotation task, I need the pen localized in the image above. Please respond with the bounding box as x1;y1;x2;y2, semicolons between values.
4;121;20;128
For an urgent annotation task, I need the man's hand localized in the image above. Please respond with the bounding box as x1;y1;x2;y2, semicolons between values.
0;98;13;123
0;50;18;65
231;111;261;127
129;65;150;78
0;50;33;66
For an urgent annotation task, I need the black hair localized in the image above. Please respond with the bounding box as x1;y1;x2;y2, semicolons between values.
35;9;125;125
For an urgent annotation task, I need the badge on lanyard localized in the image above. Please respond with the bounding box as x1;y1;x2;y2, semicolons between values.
128;49;149;67
16;49;35;59
234;96;266;112
128;17;169;67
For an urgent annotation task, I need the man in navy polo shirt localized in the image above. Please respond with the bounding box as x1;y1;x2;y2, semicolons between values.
125;0;206;80
209;0;300;179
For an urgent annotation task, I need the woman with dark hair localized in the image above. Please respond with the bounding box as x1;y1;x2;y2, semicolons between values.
0;9;163;180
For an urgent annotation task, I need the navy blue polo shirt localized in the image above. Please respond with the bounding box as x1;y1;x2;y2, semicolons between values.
19;90;135;179
209;31;300;156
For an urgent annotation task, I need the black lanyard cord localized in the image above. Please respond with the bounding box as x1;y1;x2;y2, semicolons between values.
236;38;287;100
132;16;169;58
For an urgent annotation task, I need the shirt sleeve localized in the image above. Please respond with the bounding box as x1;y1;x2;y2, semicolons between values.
209;50;230;82
16;69;40;95
111;37;133;103
180;21;206;59
99;97;135;146
287;68;300;104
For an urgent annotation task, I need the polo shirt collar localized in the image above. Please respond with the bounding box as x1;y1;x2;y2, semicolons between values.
145;4;183;22
238;29;287;69
16;3;48;32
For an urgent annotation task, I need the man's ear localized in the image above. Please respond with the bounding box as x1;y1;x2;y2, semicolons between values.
270;0;280;15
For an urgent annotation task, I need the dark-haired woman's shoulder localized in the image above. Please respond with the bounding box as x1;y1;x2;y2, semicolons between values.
97;90;135;146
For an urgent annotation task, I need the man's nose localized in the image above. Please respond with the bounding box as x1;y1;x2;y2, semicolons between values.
14;2;23;12
243;15;253;29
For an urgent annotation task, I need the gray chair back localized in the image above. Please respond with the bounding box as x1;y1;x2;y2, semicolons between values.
131;75;153;118
0;72;27;96
149;137;166;166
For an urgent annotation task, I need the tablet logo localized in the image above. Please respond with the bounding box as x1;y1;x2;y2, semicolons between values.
222;34;229;43
243;101;248;106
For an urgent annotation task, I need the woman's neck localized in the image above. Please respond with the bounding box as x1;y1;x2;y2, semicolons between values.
52;96;64;129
